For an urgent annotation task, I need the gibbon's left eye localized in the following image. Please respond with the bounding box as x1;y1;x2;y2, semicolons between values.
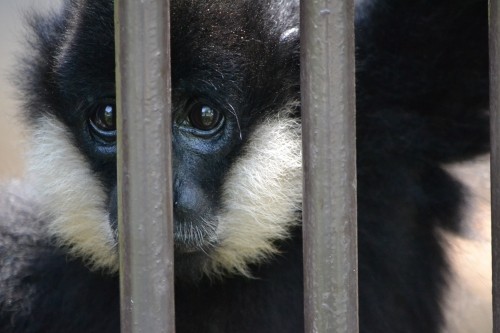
187;102;224;132
89;101;117;142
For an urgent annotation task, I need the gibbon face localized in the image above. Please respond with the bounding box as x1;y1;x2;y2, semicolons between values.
23;0;303;278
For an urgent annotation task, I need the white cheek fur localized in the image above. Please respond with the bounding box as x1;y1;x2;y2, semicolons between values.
205;108;303;277
27;115;118;272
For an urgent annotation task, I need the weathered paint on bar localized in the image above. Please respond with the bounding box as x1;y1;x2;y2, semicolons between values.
300;0;358;332
115;0;175;332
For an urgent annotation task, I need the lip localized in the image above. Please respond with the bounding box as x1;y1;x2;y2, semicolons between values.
175;243;201;254
173;236;218;255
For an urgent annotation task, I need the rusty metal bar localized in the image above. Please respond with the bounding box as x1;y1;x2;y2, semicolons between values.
115;0;175;332
300;0;358;332
491;0;500;330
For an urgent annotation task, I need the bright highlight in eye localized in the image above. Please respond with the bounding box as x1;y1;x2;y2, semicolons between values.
188;103;222;131
200;106;215;127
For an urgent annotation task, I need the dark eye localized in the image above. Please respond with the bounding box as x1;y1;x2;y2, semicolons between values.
187;102;223;131
89;102;117;142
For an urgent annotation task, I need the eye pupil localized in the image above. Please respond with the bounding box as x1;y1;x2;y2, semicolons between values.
188;104;221;131
103;105;114;127
93;104;116;131
89;101;117;142
200;106;215;126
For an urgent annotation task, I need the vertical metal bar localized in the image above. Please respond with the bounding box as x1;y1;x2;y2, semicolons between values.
115;0;175;332
491;0;500;330
300;0;358;332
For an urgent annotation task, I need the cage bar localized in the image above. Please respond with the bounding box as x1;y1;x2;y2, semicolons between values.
491;0;500;330
300;0;358;332
115;0;175;332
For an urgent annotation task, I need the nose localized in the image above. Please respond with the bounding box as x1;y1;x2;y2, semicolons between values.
174;180;211;223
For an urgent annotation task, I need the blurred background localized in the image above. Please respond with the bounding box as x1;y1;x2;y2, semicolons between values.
0;0;492;332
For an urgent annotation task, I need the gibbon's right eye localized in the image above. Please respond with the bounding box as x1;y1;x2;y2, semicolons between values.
89;101;117;143
188;103;222;131
182;100;225;137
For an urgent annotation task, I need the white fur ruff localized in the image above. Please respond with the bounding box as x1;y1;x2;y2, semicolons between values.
27;115;118;272
206;110;303;277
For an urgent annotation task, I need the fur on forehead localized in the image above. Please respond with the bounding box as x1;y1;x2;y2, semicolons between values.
171;0;299;48
18;0;114;124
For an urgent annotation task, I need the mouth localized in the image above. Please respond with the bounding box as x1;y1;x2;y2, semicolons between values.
172;226;220;280
174;231;218;255
174;243;209;254
109;191;219;255
173;217;219;255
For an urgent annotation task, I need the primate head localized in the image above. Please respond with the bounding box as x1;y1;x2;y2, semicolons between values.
21;0;302;278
